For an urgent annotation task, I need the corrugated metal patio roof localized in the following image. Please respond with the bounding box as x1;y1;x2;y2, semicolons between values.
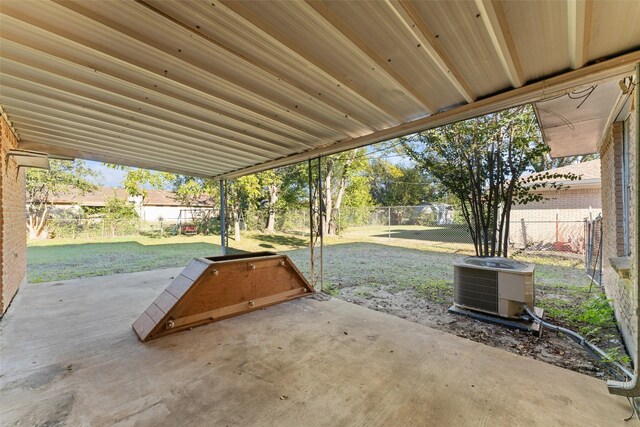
1;1;639;178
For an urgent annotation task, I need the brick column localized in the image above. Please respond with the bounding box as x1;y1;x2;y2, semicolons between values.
0;116;27;314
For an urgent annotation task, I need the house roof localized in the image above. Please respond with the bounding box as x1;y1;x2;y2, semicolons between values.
522;159;601;189
1;1;638;178
50;187;215;207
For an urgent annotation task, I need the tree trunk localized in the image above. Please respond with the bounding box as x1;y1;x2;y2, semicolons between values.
322;162;333;236
27;206;48;239
265;184;278;233
233;206;241;242
330;176;348;235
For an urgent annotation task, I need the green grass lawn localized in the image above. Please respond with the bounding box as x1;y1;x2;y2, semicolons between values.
28;236;222;283
27;227;625;371
28;228;321;283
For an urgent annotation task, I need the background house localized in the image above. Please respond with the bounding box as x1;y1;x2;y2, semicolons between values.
48;186;216;223
509;160;601;253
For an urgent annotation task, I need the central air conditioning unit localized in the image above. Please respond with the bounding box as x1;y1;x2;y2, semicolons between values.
453;257;534;318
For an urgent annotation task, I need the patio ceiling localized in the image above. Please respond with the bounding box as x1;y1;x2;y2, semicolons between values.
1;1;640;178
533;79;631;158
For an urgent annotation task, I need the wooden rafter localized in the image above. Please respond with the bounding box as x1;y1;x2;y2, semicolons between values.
475;0;524;88
304;0;437;114
215;0;402;126
567;0;593;70
17;141;215;178
0;11;333;147
133;0;377;133
217;50;640;179
386;0;475;103
1;94;279;161
43;0;360;138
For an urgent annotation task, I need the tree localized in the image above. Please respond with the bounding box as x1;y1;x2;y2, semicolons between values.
530;153;599;173
320;148;370;235
107;165;174;200
102;194;139;237
227;175;261;242
368;159;443;206
26;160;100;239
257;169;283;234
172;176;219;234
402;105;578;257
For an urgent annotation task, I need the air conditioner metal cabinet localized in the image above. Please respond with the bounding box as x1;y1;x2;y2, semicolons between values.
453;258;534;318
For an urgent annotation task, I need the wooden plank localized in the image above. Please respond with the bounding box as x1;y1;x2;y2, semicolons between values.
181;260;210;281
153;291;178;313
165;274;194;299
175;269;254;318
146;303;167;324
132;312;156;341
568;0;593;70
386;0;475;102
253;265;306;300
133;253;315;341
474;0;524;88
172;288;307;329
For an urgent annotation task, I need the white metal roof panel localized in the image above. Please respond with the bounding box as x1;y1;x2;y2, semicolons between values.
1;0;639;178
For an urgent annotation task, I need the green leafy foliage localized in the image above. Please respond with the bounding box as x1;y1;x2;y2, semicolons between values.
107;164;173;200
26;159;101;239
368;159;445;206
401;105;579;257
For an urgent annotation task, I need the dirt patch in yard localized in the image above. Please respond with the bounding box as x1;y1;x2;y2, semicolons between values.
316;243;631;381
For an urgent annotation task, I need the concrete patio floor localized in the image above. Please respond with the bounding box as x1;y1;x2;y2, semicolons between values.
0;268;632;426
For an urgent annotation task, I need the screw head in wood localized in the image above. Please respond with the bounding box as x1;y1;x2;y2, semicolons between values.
166;319;175;329
280;260;286;266
212;269;219;276
249;300;255;307
250;263;256;270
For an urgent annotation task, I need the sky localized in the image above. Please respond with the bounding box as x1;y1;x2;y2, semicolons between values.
82;139;414;189
86;161;126;187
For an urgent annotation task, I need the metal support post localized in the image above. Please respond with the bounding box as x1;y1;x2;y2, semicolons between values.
220;179;227;256
308;157;324;291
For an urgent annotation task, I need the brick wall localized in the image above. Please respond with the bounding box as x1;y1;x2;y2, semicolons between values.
0;116;27;314
600;106;638;362
509;188;601;250
511;187;602;222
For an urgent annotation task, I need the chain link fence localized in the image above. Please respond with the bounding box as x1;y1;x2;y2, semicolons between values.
41;205;597;261
585;214;603;283
44;217;222;239
231;205;590;258
508;219;588;255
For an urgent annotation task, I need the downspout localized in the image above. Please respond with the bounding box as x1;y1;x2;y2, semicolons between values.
608;63;640;397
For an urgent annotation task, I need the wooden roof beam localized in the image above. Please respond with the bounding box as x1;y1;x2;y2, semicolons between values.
568;0;593;69
386;0;475;103
475;0;525;88
304;0;437;114
39;1;356;139
18;141;215;178
130;0;373;134
214;0;402;126
217;50;640;179
1;95;281;161
16;123;241;171
0;10;334;146
19;131;224;176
